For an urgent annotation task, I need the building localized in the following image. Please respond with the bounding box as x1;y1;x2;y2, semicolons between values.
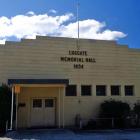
0;36;140;129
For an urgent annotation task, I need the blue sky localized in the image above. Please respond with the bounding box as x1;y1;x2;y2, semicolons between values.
0;0;139;48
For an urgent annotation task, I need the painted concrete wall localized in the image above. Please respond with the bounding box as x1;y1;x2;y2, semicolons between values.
0;36;140;86
18;86;139;128
0;36;140;128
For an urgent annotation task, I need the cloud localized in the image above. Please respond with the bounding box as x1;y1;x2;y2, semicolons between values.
49;9;57;14
57;20;126;40
26;11;35;16
0;11;126;44
0;39;6;44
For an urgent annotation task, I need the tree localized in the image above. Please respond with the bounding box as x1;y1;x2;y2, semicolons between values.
0;84;11;132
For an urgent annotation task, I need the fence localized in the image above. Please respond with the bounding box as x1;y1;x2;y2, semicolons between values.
76;117;140;129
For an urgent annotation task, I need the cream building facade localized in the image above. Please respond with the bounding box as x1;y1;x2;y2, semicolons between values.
0;36;140;129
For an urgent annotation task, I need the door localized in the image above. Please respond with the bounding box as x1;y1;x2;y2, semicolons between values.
30;98;56;127
44;99;55;126
31;99;44;127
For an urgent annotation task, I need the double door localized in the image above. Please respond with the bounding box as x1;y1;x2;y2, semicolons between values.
30;98;56;127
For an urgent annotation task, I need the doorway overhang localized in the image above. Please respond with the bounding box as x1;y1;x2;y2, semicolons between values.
8;79;69;88
8;79;68;130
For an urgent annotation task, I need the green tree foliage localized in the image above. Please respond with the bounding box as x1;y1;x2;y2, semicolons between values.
99;99;130;118
0;84;11;131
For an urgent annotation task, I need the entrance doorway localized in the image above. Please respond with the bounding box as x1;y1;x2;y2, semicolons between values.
30;98;56;127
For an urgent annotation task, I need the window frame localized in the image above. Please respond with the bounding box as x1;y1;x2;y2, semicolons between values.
65;85;77;96
125;85;134;96
45;99;54;108
111;85;121;96
81;85;92;96
32;99;42;108
96;85;106;96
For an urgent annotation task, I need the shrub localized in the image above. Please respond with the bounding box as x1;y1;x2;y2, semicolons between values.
133;102;140;126
84;119;97;130
99;99;130;118
98;99;130;128
134;102;140;117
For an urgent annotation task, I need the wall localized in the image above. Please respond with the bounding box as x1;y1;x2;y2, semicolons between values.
0;36;140;127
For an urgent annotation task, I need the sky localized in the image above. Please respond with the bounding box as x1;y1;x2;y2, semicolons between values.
0;0;139;48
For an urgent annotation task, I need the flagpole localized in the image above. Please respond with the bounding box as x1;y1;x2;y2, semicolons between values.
77;1;80;49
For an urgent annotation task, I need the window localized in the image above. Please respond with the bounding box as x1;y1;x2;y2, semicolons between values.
45;99;54;107
111;85;120;96
81;85;92;96
33;99;42;108
125;85;134;96
66;85;77;96
96;85;106;96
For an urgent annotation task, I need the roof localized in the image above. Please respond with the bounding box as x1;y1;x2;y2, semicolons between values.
8;79;69;85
